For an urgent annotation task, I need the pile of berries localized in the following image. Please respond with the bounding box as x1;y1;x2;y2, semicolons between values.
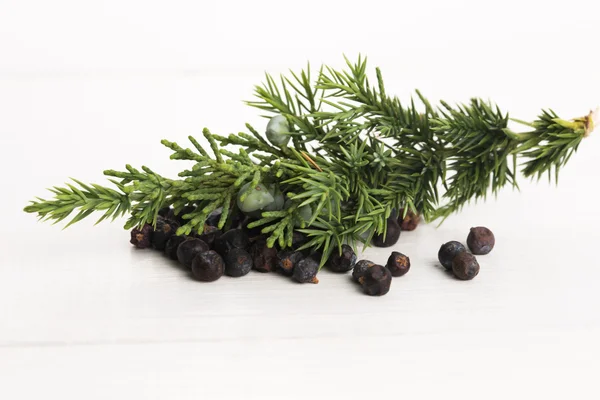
130;206;324;285
129;206;420;295
130;205;494;295
437;227;495;280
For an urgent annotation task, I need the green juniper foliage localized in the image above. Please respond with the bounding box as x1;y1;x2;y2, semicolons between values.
24;56;595;266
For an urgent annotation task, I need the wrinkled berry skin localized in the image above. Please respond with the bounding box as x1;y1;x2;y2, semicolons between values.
164;235;187;260
352;260;375;283
386;251;410;277
360;265;392;296
328;244;357;273
196;225;221;248
467;227;495;255
192;250;225;282
213;228;249;257
398;209;421;231
438;241;467;271
292;258;319;284
250;239;278;273
130;224;154;249
372;218;401;248
151;217;180;251
176;238;210;269
224;248;253;277
452;252;480;280
276;251;304;276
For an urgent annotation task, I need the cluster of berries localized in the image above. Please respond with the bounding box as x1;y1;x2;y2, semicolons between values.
437;227;495;280
129;207;417;295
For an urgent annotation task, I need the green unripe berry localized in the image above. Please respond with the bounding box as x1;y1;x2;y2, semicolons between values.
266;115;291;147
264;185;285;212
237;183;275;213
284;199;313;227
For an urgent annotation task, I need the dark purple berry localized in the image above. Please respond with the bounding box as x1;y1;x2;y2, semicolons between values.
241;218;264;243
225;207;245;230
173;205;197;226
224;248;253;277
250;239;278;273
158;206;173;218
372;218;401;247
398;209;421;231
360;265;392;296
328;244;357;273
151;217;180;251
307;251;323;263
467;227;495;255
191;250;224;282
291;231;309;251
213;228;249;257
130;224;153;249
164;235;187;260
276;251;304;276
352;260;376;283
292;257;319;284
438;241;467;271
176;238;210;269
386;251;410;277
452;252;480;280
196;225;222;248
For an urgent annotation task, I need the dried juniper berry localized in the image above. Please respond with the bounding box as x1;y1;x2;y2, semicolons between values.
130;224;153;249
250;239;278;273
213;228;249;257
276;250;304;276
359;265;392;296
398;209;421;231
452;252;480;280
224;248;253;277
328;244;357;273
176;238;210;269
151;217;180;251
158;206;173;218
467;227;495;255
191;250;225;282
386;251;410;277
164;235;187;260
307;251;323;264
438;241;467;271
173;205;197;226
292;257;319;284
291;231;308;251
228;209;245;230
352;260;376;283
241;217;264;243
196;225;221;248
372;218;401;248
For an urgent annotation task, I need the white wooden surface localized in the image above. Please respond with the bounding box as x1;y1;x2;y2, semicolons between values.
1;1;600;399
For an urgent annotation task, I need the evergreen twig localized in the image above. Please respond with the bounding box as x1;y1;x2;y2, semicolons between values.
24;56;596;267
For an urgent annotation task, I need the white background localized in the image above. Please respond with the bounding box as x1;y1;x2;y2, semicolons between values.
1;0;600;399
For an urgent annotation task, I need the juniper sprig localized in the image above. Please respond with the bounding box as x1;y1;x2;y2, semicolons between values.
24;55;596;266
